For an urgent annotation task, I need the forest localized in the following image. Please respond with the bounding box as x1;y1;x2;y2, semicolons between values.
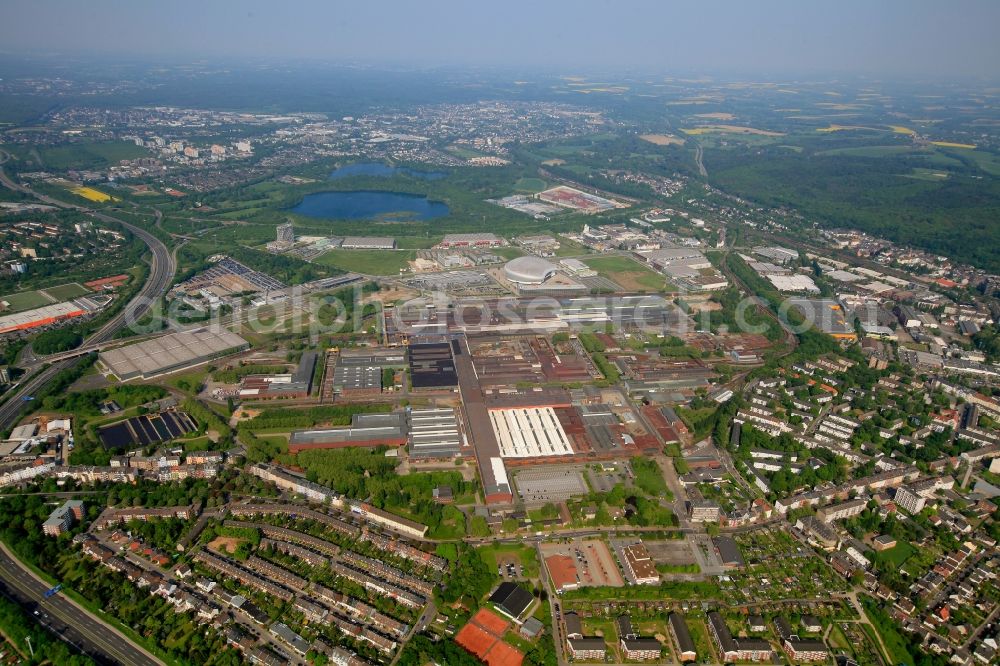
706;141;1000;272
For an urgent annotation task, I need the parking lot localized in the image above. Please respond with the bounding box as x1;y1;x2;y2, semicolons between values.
585;461;633;493
514;465;589;502
541;539;624;588
496;556;525;580
688;533;726;576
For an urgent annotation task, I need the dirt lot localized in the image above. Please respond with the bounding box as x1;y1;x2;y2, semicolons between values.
639;133;685;146
231;407;262;423
689;299;722;312
208;536;242;554
644;538;697;566
367;286;419;305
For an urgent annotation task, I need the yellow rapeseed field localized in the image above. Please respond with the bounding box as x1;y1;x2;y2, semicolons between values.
889;125;915;135
931;141;976;149
816;124;877;132
70;186;113;202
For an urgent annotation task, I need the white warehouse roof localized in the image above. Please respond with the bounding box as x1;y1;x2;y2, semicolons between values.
100;328;248;380
488;407;574;458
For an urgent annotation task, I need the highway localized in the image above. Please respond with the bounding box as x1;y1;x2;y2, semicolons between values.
0;166;176;432
693;141;708;177
0;166;174;664
0;543;163;666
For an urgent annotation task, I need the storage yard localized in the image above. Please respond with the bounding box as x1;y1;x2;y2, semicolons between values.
537;185;625;213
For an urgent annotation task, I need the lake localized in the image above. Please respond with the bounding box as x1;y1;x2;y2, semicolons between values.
329;162;446;181
290;190;450;221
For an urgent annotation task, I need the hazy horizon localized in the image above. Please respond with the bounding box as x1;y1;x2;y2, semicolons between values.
3;0;1000;81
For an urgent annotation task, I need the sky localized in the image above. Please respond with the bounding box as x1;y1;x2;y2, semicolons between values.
3;0;1000;79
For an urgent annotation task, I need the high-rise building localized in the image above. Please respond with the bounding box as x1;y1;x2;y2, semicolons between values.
277;223;295;243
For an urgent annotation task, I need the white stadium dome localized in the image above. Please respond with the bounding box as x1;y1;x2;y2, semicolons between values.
503;256;558;284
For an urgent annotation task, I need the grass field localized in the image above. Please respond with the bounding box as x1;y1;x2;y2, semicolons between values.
583;255;668;292
446;145;487;159
878;541;916;568
43;282;89;300
862;612;911;666
816;145;916;158
0;289;54;312
682;125;783;136
477;543;540;579
495;246;525;260
394;236;440;249
686;617;715;662
552;236;591;257
314;249;417;275
904;168;949;181
962;149;1000;176
36;141;149;170
514;177;547;192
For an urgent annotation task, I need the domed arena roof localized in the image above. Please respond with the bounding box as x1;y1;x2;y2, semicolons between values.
503;256;558;284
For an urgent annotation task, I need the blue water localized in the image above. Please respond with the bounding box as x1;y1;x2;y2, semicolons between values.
290;190;450;221
329;162;446;181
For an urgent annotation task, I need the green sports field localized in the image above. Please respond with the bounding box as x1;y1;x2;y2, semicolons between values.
0;289;54;313
314;249;417;275
584;255;671;292
42;282;90;301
